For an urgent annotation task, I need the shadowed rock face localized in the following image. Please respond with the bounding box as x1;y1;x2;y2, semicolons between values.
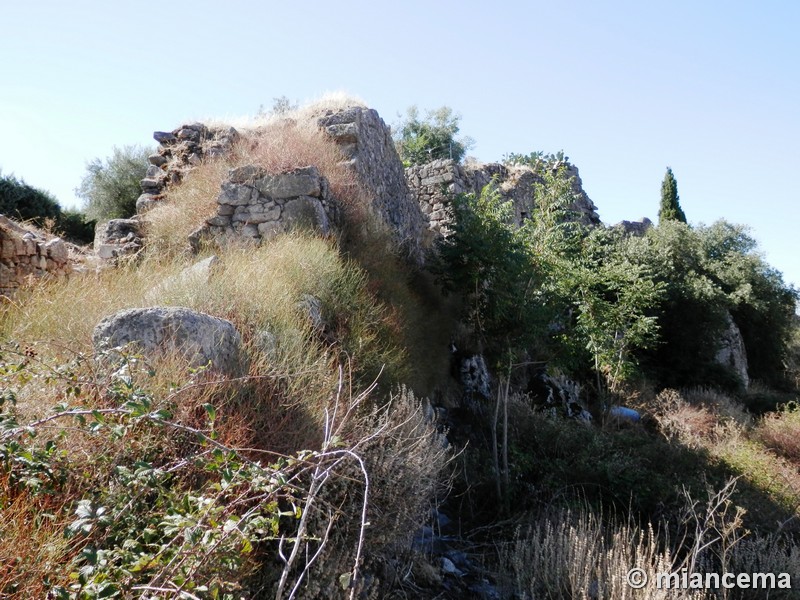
715;312;749;388
93;306;244;377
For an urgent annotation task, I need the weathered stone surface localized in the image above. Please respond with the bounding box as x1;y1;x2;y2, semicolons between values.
282;196;329;233
153;131;177;144
715;312;749;388
136;193;162;214
459;354;491;401
196;164;333;248
615;217;653;236
317;107;426;262
139;124;242;218
44;238;68;262
94;219;143;263
254;167;322;199
0;215;72;296
148;153;168;167
228;165;266;184
407;159;600;241
93;306;244;376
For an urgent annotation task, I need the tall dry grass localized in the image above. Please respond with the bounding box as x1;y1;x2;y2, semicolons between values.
756;402;800;463
505;506;706;599
651;388;800;523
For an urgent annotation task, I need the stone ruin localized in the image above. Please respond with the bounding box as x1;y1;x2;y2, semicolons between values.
316;107;426;259
137;106;605;261
406;158;601;237
140;107;427;261
189;165;336;249
137;122;240;214
615;217;653;236
0;215;71;296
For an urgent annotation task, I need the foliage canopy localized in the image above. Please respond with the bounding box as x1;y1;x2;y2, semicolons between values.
77;145;151;221
393;105;473;166
0;172;61;225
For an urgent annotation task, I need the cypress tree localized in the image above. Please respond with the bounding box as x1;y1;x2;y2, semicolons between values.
659;167;687;224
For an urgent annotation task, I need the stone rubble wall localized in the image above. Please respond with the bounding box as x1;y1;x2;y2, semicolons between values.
406;159;601;237
0;215;71;296
316;107;427;261
191;165;334;249
614;217;653;236
137;123;240;214
94;218;144;262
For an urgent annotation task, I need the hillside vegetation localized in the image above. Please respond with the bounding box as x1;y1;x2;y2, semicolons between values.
1;98;799;599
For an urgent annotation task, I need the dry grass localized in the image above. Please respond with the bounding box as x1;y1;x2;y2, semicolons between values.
0;486;75;596
756;403;800;463
504;507;707;599
0;232;405;438
201;91;367;131
651;389;800;520
143;152;237;258
244;118;368;218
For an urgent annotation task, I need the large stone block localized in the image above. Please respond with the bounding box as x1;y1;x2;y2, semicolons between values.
254;166;322;199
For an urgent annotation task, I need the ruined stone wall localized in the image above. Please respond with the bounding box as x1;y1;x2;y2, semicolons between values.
406;159;601;238
0;215;71;296
316;107;427;261
192;165;334;248
137;123;240;214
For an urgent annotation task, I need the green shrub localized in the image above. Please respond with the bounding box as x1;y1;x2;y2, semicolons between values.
393;105;473;166
56;209;96;245
0;172;61;225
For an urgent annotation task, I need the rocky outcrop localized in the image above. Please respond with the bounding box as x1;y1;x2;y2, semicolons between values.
317;107;427;261
0;215;71;296
715;312;749;388
406;159;600;238
138;123;240;214
93;306;244;377
189;165;334;249
94;218;144;262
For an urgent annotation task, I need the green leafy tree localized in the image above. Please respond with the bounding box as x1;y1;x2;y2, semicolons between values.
524;170;663;391
77;145;152;221
658;166;687;224
393;106;473;167
0;172;61;225
502;150;570;173
434;183;547;359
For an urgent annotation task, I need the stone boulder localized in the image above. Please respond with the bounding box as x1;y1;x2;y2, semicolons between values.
93;307;244;377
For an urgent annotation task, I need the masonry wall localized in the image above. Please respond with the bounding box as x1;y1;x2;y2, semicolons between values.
0;215;71;296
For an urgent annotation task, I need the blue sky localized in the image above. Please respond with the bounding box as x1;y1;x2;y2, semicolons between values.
1;1;798;288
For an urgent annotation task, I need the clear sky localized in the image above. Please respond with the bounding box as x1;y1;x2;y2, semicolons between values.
2;1;798;288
